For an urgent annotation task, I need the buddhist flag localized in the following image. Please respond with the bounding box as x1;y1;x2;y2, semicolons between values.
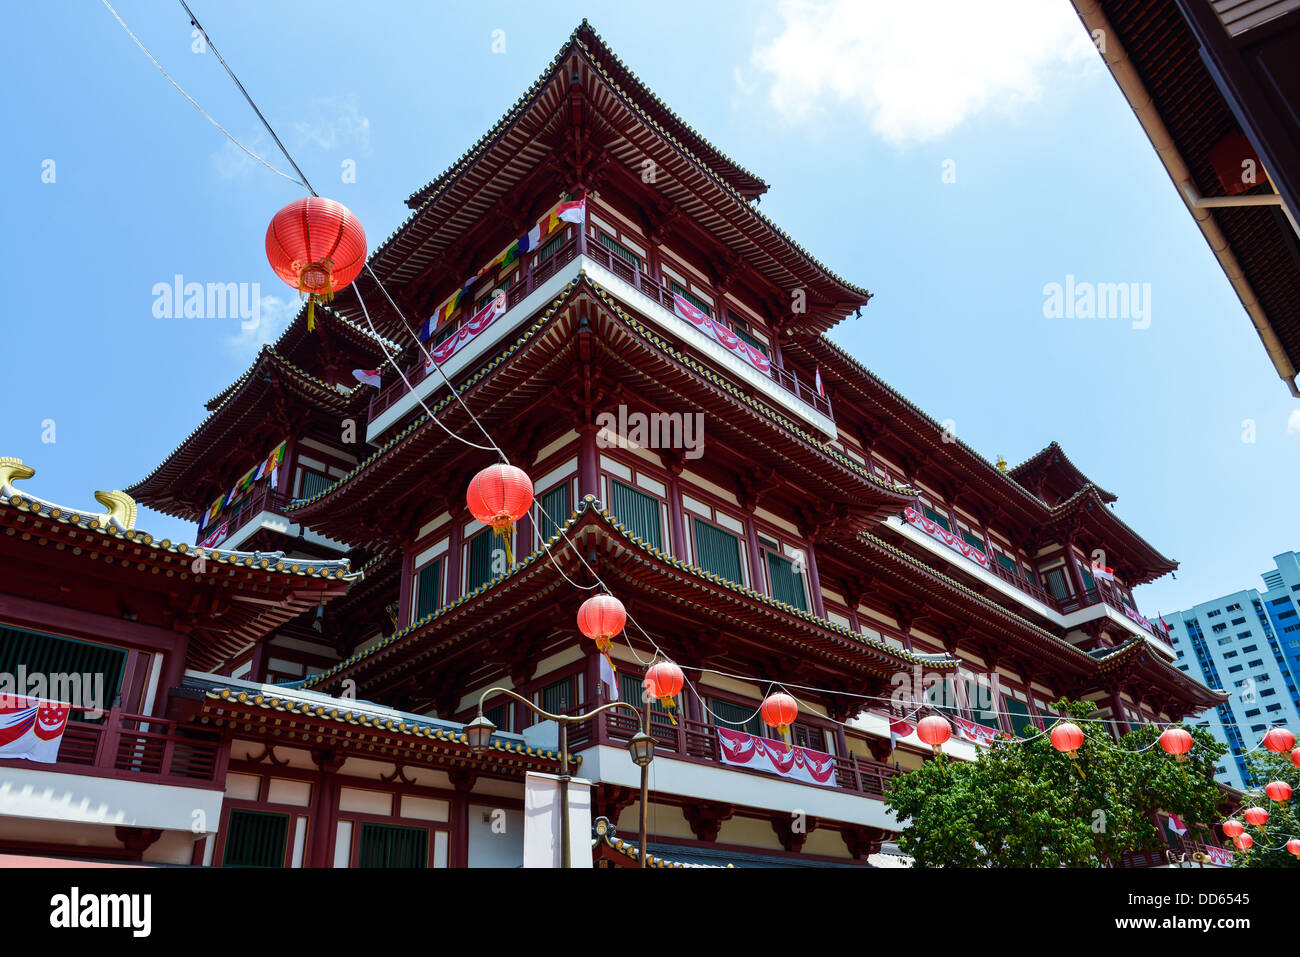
556;196;586;225
516;221;543;253
352;369;382;388
205;496;224;524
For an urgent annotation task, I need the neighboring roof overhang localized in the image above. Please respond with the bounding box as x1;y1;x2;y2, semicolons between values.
299;498;959;700
0;466;359;670
127;347;363;521
1071;0;1300;397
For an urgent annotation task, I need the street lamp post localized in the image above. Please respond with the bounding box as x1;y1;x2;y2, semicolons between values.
465;686;654;868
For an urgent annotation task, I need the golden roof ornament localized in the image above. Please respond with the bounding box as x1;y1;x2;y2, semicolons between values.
1;456;137;531
996;455;1009;472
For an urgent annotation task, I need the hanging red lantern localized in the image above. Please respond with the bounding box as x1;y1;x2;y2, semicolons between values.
265;197;367;331
1234;833;1254;851
761;692;798;744
916;714;952;756
577;593;625;679
1159;727;1194;760
1221;820;1244;838
644;662;684;725
1288;838;1300;857
1264;780;1293;802
467;464;534;565
1263;727;1296;753
1244;806;1269;827
1050;722;1086;778
1292;747;1300;769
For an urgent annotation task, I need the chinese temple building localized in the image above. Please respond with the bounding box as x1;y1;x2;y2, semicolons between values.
1;21;1228;868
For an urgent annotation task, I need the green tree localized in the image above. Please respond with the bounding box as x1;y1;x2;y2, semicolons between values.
1231;747;1299;868
885;699;1226;867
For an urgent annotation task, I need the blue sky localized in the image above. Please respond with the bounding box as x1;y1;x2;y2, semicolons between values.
2;0;1295;617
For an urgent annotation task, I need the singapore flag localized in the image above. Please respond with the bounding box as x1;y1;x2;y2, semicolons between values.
0;697;70;763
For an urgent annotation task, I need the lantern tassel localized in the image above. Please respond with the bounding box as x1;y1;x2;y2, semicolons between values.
492;524;515;566
661;698;678;726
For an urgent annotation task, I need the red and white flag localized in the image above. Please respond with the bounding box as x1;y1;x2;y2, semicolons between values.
352;369;382;388
1167;813;1188;837
556;196;586;225
815;365;825;397
1090;560;1115;582
889;717;914;750
0;697;70;763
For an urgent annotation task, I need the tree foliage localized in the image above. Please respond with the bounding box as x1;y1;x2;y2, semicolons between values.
1231;747;1299;868
885;699;1226;867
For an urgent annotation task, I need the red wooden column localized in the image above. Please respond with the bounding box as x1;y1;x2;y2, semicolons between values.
803;543;827;619
307;751;343;867
665;470;687;560
1064;538;1089;599
397;547;415;626
449;771;475;868
743;512;765;595
578;424;600;501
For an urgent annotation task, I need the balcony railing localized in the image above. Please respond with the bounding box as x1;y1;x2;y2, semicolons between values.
196;485;292;548
592;707;899;800
366;233;833;423
1119;839;1230;868
1;709;225;786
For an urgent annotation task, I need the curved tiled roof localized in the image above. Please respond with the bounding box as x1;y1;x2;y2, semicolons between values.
1008;441;1117;504
293;495;957;694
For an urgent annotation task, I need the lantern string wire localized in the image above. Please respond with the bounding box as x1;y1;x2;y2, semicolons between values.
134;1;1297;805
100;0;305;187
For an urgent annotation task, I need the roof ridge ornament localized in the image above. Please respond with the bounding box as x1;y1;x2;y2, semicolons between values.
2;456;137;531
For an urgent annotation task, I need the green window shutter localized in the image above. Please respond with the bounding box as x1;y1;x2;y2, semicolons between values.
669;280;712;317
475;274;514;312
223;810;289;868
465;530;500;592
357;823;428;868
1004;698;1037;738
692;517;744;584
540;676;575;715
414;559;441;620
536;233;565;263
484;702;509;731
961;530;985;552
766;552;808;611
536;483;571;543
598;232;641;268
1080;566;1096;590
1044;567;1070;601
922;506;951;531
925;677;962;715
965;680;1001;729
298;470;333;500
608;480;664;551
730;322;768;357
996;553;1019;576
710;697;764;737
621;673;676;714
0;627;127;719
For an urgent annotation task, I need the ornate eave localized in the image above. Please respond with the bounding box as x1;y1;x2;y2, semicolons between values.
1094;638;1228;714
287;275;915;543
127;347;361;521
332;22;866;340
1043;485;1178;584
1008;441;1117;504
297;497;959;700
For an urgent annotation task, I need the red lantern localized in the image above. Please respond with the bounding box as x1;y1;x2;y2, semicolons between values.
1234;833;1253;851
1288;838;1300;857
644;662;684;725
761;692;798;743
1263;727;1295;754
1292;747;1300;770
265;197;367;330
467;464;534;564
916;715;952;756
577;594;626;679
1159;727;1194;760
1264;780;1293;802
1050;722;1085;755
1244;806;1269;827
1221;820;1244;838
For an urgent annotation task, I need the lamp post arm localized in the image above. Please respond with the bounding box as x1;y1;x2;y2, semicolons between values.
475;687;643;726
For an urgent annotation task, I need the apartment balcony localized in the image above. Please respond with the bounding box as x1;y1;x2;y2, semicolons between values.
365;234;835;441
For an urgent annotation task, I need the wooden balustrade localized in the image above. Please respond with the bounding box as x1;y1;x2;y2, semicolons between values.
8;709;224;785
197;485;292;545
365;233;834;423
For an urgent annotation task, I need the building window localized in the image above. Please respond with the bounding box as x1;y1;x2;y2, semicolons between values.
536;231;566;263
474;274;514;312
710;697;763;737
535;482;571;544
669;280;712;317
921;506;951;531
691;517;744;584
1231;617;1246;626
728;313;769;357
765;551;808;612
298;469;333;500
484;701;510;732
1043;568;1071;601
996;553;1019;577
414;558;442;621
0;627;127;720
223;810;289;868
790;722;825;751
598;231;641;269
539;675;579;715
465;529;505;592
961;529;986;553
1004;698;1037;737
608;479;664;551
620;672;678;716
357;823;428;868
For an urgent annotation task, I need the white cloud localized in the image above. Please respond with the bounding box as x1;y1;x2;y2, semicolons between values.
749;0;1097;147
226;292;297;356
294;95;372;154
1287;409;1300;436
